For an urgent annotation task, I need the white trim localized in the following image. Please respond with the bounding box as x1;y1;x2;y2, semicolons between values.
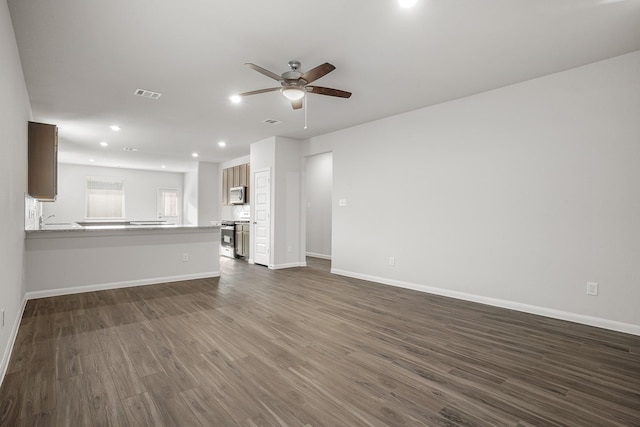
25;271;220;300
0;294;28;388
269;262;307;270
306;252;332;260
330;268;640;337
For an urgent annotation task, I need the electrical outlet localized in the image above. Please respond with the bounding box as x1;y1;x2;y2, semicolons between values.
287;246;293;253
183;253;189;262
389;257;395;266
586;282;598;296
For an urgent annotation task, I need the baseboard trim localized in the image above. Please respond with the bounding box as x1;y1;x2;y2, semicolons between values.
25;271;221;300
0;294;28;388
306;252;332;260
330;268;640;336
269;262;307;270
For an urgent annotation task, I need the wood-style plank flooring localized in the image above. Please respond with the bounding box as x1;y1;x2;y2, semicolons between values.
1;257;639;426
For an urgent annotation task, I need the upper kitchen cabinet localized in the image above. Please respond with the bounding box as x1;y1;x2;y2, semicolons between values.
28;121;58;201
222;163;250;205
232;165;240;187
239;163;250;202
222;167;229;205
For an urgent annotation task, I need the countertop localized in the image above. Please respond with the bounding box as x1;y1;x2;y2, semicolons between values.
25;222;220;238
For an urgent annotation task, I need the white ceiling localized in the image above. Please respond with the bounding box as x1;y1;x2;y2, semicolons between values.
8;0;640;172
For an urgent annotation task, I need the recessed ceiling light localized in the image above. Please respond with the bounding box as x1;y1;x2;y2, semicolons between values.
89;158;95;162
110;125;121;131
218;141;226;147
192;152;199;158
99;141;108;147
398;0;417;7
161;165;166;169
230;95;242;104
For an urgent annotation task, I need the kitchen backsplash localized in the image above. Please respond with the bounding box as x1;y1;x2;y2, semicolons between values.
220;204;250;221
24;194;41;230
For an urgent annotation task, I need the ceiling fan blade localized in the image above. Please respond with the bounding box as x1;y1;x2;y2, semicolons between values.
301;63;335;84
291;99;303;110
238;87;281;97
244;63;283;81
306;86;352;98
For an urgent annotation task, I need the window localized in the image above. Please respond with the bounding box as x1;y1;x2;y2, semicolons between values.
86;176;125;218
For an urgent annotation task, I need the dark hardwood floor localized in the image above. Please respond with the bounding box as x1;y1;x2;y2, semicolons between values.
1;256;639;426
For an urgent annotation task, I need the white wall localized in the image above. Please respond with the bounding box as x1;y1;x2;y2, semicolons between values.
42;163;184;223
25;229;220;296
0;0;31;382
249;137;304;268
273;137;303;268
183;168;198;225
305;152;332;259
197;162;218;225
182;162;221;226
304;51;640;334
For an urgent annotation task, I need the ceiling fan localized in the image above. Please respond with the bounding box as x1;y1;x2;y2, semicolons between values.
236;60;352;109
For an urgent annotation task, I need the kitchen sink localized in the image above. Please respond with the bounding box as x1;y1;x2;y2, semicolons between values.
41;222;81;230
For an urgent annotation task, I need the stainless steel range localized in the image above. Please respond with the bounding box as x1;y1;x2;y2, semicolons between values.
220;220;236;258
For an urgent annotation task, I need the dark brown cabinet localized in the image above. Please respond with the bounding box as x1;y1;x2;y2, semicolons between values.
222;168;229;205
222;163;250;205
232;166;240;187
28;121;58;201
235;223;250;258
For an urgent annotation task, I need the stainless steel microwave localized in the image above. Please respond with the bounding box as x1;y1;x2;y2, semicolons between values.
229;186;246;204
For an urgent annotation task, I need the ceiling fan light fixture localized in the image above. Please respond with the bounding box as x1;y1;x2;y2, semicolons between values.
281;87;305;101
398;0;417;8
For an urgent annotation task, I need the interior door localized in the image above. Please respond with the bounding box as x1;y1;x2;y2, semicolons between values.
157;188;181;224
253;170;271;266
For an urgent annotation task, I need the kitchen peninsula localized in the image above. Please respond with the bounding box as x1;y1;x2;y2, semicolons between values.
25;223;220;298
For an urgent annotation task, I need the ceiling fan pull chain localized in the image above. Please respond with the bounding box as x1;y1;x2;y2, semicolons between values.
304;93;308;130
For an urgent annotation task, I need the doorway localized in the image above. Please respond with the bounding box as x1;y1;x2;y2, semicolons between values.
304;152;333;263
157;188;181;224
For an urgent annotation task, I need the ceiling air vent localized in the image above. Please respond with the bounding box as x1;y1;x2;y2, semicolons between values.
123;147;138;152
134;88;162;99
262;119;282;125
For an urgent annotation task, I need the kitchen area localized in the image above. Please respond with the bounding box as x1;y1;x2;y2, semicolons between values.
215;161;252;261
22;121;249;298
24;155;254;301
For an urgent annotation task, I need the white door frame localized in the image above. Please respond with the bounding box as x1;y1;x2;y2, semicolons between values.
252;168;272;267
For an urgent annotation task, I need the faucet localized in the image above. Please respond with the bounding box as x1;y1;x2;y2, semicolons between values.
39;214;55;228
